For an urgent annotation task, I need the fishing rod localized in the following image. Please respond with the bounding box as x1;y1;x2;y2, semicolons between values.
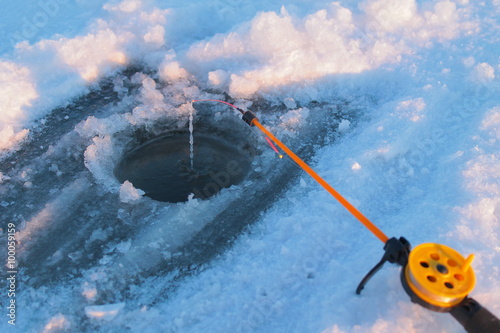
192;99;500;332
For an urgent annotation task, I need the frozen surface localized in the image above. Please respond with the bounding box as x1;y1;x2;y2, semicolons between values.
0;0;499;332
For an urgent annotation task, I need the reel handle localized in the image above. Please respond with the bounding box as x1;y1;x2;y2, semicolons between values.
356;237;411;295
450;297;500;333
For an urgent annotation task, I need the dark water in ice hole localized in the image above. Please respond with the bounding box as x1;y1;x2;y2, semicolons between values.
114;130;253;203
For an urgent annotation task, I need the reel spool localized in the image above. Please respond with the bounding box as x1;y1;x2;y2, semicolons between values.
401;243;476;312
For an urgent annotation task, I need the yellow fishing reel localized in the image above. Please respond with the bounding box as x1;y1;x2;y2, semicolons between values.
357;237;500;333
401;243;475;312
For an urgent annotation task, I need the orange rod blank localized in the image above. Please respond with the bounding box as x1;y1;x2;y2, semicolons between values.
253;120;389;243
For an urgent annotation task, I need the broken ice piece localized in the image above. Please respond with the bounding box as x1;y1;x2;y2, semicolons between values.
84;303;125;321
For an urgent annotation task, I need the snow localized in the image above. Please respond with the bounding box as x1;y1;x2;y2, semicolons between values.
0;0;499;332
0;0;170;154
186;0;477;96
119;180;145;203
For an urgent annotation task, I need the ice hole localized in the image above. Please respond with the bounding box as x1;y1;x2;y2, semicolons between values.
114;130;253;203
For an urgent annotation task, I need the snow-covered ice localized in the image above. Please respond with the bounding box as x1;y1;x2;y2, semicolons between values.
0;0;498;332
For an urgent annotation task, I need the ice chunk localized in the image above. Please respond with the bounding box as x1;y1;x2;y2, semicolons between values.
54;28;128;82
283;97;297;109
279;107;310;133
338;119;351;132
75;114;128;139
0;126;29;152
82;282;98;301
159;57;188;82
229;74;260;98
144;25;166;47
472;62;495;82
116;240;132;253
119;180;145;203
89;228;109;243
83;134;129;191
42;314;70;332
0;62;38;151
208;69;229;88
85;303;125;321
